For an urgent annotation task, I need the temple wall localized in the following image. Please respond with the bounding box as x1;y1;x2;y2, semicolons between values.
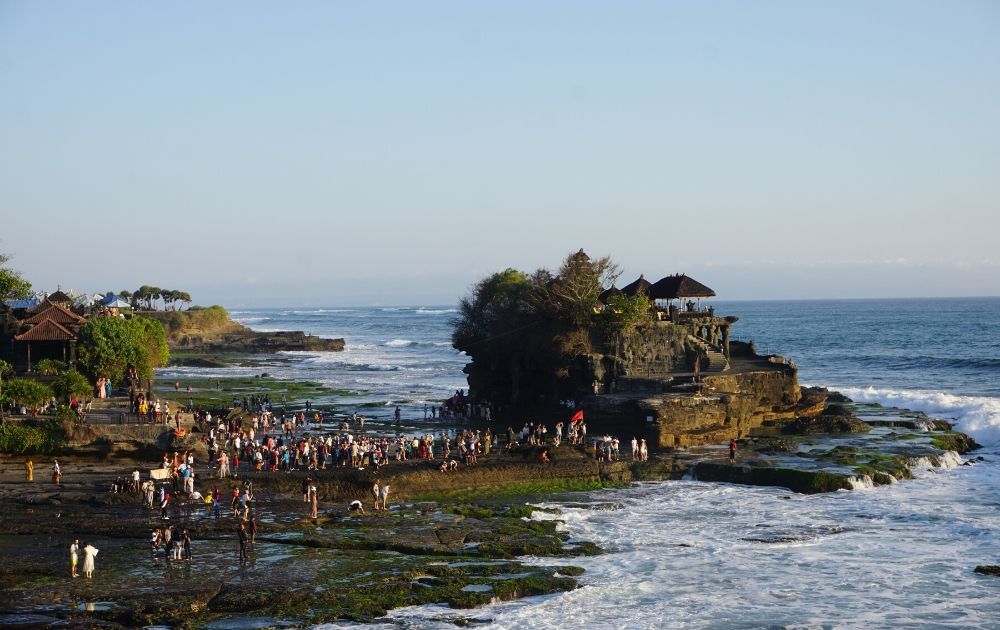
602;323;687;378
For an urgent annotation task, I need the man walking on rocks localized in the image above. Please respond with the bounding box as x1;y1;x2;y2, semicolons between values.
238;522;249;562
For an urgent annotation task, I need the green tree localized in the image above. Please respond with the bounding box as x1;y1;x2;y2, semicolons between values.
452;250;624;409
0;251;32;300
34;358;68;376
0;359;11;419
174;291;192;309
535;249;620;328
76;316;170;382
602;293;653;335
135;285;159;309
4;378;53;408
52;370;92;402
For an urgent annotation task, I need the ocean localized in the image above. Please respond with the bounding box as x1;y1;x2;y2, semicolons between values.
161;298;1000;628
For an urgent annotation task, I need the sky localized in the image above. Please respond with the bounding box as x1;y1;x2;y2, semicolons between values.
1;1;998;307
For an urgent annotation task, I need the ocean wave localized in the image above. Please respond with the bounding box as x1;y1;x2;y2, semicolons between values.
837;386;1000;445
384;338;456;349
416;308;458;315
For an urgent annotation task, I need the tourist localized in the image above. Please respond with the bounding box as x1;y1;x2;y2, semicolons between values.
248;514;258;544
308;480;318;519
372;482;381;512
142;480;155;508
237;522;249;562
70;539;79;578
639;438;648;462
349;499;366;514
81;542;98;579
631;437;639;460
150;529;161;557
160;489;171;520
172;526;184;560
52;459;61;484
182;528;192;561
729;439;737;464
380;483;391;511
24;457;33;482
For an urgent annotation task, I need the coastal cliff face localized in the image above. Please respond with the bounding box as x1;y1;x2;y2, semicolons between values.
584;365;811;448
144;309;345;354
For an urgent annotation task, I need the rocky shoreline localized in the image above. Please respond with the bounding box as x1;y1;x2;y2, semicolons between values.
0;374;985;627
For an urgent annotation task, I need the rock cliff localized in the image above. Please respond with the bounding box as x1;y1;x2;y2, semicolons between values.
144;308;345;354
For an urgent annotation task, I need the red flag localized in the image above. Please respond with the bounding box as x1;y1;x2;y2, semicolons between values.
571;409;584;423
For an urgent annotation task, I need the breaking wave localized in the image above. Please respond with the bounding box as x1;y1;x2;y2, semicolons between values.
838;386;1000;445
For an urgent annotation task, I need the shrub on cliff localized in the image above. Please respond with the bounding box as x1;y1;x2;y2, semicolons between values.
598;293;653;341
0;420;65;454
184;305;230;329
52;370;92;402
77;316;169;382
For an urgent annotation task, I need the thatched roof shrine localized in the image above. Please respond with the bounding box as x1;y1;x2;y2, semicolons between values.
598;286;622;304
621;275;652;297
648;274;716;300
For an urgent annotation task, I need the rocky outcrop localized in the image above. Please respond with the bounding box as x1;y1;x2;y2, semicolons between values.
172;329;345;354
693;462;854;494
146;309;345;354
781;406;871;434
975;566;1000;577
585;363;813;449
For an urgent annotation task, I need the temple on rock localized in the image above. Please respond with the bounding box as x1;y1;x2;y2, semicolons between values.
582;273;820;449
600;273;735;372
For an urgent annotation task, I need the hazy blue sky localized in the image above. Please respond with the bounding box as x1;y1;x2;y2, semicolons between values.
1;1;997;306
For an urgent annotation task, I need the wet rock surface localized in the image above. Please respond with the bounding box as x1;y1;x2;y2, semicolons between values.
0;464;591;626
781;405;871;434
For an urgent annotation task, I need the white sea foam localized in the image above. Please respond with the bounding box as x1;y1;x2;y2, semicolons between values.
837;386;1000;445
385;338;415;347
847;474;875;490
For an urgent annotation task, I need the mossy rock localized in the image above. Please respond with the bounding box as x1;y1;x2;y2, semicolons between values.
695;462;853;494
930;432;980;454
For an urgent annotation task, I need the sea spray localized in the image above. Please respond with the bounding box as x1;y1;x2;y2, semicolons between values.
838;386;1000;446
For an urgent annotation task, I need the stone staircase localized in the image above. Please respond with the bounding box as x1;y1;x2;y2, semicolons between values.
688;335;729;373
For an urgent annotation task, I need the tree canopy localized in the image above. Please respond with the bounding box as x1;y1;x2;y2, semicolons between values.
3;378;53;408
0;251;33;301
76;315;170;382
125;286;192;310
52;370;92;402
452;250;623;410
